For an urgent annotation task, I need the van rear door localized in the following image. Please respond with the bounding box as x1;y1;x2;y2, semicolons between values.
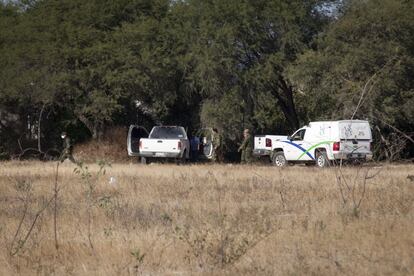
127;125;149;156
338;121;372;155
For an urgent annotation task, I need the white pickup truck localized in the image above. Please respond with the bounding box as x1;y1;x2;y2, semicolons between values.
253;120;373;167
127;125;190;164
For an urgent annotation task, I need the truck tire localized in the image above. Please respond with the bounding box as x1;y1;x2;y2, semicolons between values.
141;156;148;165
272;151;287;167
176;150;187;165
315;150;328;168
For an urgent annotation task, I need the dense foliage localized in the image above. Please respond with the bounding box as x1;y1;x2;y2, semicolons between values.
0;0;413;159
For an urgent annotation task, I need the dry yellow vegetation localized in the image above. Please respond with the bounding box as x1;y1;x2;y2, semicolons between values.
0;161;413;275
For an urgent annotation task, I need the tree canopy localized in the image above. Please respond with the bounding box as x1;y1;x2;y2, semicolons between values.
0;0;413;160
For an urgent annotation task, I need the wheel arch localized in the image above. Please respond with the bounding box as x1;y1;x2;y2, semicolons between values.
314;146;332;160
314;147;327;154
270;148;284;161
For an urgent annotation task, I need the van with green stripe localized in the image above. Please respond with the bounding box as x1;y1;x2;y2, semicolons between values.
254;120;373;167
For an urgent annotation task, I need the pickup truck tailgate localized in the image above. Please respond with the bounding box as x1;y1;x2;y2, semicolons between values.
254;135;288;156
255;135;288;150
140;139;181;155
255;136;269;150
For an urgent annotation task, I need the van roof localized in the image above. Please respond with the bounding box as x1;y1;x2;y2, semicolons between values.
310;120;368;124
304;120;370;129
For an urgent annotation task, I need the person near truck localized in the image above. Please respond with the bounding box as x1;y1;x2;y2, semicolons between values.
212;128;221;162
189;133;200;162
238;128;253;164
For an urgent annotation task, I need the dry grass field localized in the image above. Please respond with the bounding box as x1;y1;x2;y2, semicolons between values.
0;161;413;275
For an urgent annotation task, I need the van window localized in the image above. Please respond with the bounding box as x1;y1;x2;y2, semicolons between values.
292;129;306;141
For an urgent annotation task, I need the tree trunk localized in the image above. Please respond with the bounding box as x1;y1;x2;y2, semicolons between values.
77;114;98;139
268;77;300;131
37;103;46;154
243;85;256;130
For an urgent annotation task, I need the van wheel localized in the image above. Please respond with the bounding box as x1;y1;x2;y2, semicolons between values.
315;150;328;168
272;152;287;167
141;157;148;165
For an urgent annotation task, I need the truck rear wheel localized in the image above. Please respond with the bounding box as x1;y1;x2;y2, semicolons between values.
315;150;328;168
272;152;287;167
176;150;187;165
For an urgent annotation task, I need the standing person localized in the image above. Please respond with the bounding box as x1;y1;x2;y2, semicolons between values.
190;133;200;162
60;132;76;163
238;129;253;164
211;128;221;162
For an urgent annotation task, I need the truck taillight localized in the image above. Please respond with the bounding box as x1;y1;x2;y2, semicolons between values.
265;138;272;148
333;142;340;151
139;140;142;149
178;141;182;150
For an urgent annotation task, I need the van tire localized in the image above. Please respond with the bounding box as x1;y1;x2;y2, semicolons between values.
141;156;148;165
272;152;287;167
315;150;328;168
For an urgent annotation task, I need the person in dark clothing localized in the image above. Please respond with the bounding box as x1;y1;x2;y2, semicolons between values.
190;134;200;162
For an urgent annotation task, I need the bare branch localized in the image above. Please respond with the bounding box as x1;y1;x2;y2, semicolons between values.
372;114;414;144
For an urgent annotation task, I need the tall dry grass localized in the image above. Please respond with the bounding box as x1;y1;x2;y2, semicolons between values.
0;161;413;275
73;127;129;163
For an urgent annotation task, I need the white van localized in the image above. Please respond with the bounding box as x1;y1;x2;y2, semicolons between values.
254;120;373;167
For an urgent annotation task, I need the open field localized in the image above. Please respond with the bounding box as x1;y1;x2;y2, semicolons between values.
0;161;413;275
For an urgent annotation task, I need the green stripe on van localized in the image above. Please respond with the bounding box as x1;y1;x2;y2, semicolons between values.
297;141;334;160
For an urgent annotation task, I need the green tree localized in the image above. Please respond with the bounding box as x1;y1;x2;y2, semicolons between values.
181;0;334;135
290;0;414;159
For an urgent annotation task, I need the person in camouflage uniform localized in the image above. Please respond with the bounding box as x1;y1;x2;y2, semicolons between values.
211;128;221;162
60;132;76;163
238;128;253;164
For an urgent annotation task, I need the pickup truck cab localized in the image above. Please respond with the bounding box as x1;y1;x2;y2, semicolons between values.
127;125;190;164
254;120;373;167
